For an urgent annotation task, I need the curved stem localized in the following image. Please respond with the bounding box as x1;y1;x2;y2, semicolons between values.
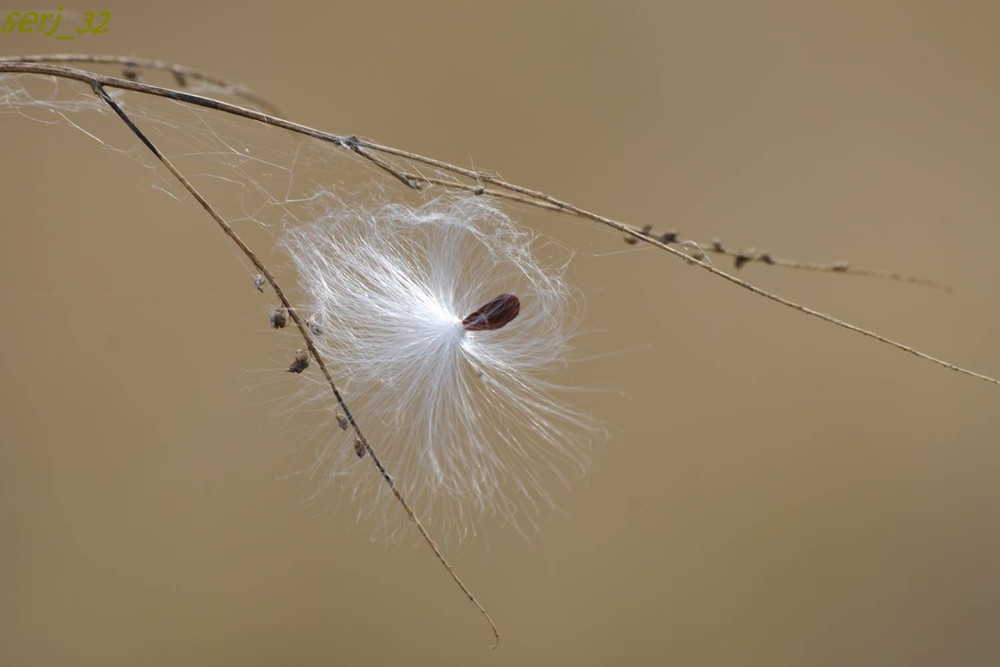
89;81;500;648
0;53;281;114
3;55;997;644
0;61;996;382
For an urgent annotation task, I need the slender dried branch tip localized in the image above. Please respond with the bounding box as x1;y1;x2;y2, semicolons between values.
72;77;501;647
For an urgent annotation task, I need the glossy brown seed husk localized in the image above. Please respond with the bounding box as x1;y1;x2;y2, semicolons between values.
462;293;520;331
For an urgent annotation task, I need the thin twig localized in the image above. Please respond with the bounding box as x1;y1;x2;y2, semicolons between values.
0;61;949;282
88;81;500;648
401;173;952;291
3;56;997;644
343;135;421;190
365;145;998;386
0;59;996;388
0;54;281;114
622;227;951;291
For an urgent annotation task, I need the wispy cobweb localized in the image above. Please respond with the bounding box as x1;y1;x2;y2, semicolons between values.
0;72;603;542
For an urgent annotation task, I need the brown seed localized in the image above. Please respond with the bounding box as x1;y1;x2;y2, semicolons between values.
336;413;349;430
624;224;653;245
462;294;520;332
287;349;309;374
269;306;287;329
354;437;366;459
122;64;140;81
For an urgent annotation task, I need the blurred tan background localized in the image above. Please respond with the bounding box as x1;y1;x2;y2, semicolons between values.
3;1;1000;664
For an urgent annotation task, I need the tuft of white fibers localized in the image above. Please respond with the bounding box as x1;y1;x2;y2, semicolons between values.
281;194;597;541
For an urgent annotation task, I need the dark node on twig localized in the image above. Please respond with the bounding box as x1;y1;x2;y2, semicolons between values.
711;238;725;253
833;261;851;272
306;315;323;336
463;294;520;332
734;253;752;270
269;305;288;329
121;63;140;82
336;413;349;431
624;224;653;245
287;349;309;374
343;135;361;152
172;69;188;88
760;252;775;265
354;437;367;459
658;230;678;244
253;273;265;292
690;250;705;261
473;185;486;196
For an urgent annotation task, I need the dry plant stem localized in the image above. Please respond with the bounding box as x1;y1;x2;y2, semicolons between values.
727;255;951;290
0;61;996;388
0;54;281;114
2;57;996;642
638;231;950;291
399;174;951;291
88;81;500;649
368;147;1000;386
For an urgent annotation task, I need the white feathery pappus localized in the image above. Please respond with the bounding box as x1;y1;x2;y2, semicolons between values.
281;195;596;540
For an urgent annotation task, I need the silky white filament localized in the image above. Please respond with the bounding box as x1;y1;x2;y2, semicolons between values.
282;195;595;540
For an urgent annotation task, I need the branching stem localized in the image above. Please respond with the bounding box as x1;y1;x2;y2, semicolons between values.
2;55;998;644
0;53;281;113
88;80;500;648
